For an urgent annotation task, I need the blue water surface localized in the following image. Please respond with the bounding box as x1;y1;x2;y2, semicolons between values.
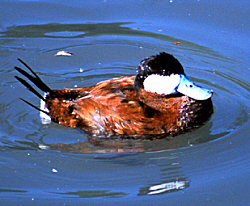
0;0;250;205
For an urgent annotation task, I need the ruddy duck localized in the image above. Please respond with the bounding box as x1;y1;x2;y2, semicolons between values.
15;52;213;139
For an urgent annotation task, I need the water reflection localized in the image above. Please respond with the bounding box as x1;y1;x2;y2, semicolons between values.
56;190;127;198
48;149;190;197
139;178;189;195
41;121;217;154
0;22;177;41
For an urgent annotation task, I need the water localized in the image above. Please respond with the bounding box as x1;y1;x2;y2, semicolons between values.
0;0;250;205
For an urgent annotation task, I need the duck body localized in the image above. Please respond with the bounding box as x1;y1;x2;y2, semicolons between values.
15;52;213;139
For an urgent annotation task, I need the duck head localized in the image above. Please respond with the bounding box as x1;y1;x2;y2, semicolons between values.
134;52;213;100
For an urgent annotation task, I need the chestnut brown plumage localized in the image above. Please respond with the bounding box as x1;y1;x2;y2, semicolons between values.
14;53;213;139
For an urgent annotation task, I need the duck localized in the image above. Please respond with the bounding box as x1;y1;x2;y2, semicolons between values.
14;52;213;139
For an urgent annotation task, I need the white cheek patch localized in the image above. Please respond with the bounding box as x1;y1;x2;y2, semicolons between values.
143;74;180;95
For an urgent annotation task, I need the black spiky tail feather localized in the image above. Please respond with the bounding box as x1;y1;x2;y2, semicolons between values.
14;59;51;115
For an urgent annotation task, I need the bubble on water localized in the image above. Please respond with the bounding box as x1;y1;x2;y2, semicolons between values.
52;168;58;173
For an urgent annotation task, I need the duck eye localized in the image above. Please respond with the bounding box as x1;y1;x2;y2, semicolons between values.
189;84;193;88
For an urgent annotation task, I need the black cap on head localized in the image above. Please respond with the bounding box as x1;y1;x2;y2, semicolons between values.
134;52;185;93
